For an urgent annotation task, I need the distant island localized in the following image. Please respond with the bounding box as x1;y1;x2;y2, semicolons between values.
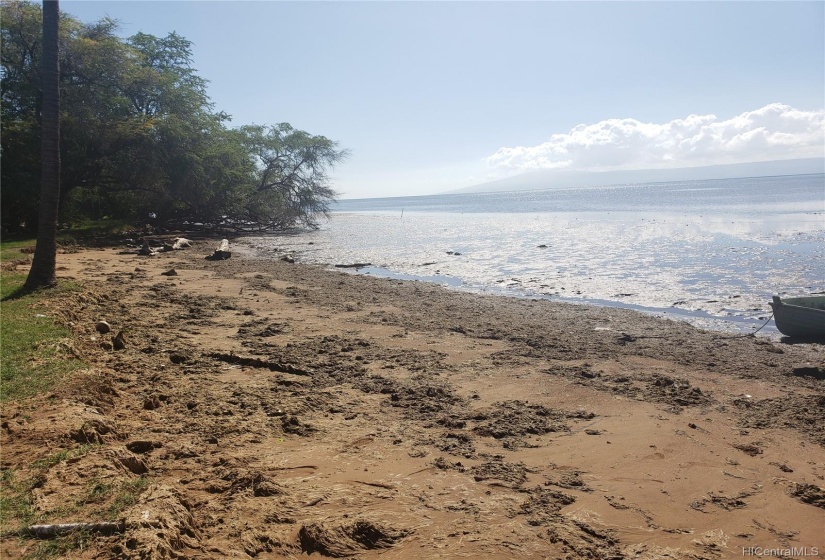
449;157;825;194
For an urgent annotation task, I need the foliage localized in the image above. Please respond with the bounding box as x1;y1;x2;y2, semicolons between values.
1;1;346;234
239;124;348;230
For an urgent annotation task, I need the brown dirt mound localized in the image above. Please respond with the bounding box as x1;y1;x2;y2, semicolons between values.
297;518;410;557
471;457;530;488
116;485;199;559
734;393;825;446
472;400;594;439
545;518;621;560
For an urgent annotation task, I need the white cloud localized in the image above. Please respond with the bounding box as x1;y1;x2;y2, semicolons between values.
487;103;825;172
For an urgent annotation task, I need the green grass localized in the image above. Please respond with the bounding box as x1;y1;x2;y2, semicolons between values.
0;240;36;263
52;465;149;518
25;530;95;560
0;445;97;528
0;409;100;559
30;444;96;471
64;218;132;236
4;472;151;559
0;467;37;528
1;239;84;402
0;276;83;401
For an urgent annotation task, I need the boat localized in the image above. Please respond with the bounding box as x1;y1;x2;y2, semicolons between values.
769;296;825;340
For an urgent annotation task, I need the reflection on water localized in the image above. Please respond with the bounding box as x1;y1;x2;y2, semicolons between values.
243;175;825;335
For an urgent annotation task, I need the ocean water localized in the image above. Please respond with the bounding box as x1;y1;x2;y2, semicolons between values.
243;174;825;335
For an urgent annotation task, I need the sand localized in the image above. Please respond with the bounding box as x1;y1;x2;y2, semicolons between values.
1;237;823;559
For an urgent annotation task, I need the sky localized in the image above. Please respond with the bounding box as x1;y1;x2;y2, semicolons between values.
61;1;825;199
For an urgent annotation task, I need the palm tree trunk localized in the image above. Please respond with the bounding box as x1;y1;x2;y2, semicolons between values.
25;0;61;290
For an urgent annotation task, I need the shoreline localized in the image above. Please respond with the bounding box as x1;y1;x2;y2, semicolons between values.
332;264;782;337
236;236;785;339
2;238;823;559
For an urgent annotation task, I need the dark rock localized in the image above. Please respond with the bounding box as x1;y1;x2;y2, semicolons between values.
113;330;126;351
791;366;825;380
143;396;162;410
169;352;190;364
733;442;762;456
127;440;161;454
206;250;231;261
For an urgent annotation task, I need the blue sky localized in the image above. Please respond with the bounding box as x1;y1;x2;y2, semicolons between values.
62;1;825;199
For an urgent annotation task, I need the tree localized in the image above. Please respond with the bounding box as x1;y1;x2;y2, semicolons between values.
2;2;348;234
239;124;348;230
1;0;47;232
24;0;60;290
1;2;129;231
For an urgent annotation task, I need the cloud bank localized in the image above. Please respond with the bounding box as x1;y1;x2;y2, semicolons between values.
488;103;825;172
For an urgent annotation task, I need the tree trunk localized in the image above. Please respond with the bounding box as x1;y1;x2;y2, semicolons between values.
24;0;61;290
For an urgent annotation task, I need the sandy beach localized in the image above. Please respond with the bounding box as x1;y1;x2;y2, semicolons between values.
2;238;823;559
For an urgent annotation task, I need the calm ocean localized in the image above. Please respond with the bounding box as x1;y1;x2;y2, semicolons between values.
243;174;825;335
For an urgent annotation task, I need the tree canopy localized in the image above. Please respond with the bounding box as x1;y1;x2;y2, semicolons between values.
1;1;347;234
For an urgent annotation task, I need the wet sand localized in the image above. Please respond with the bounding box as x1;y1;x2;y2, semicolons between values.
1;238;823;559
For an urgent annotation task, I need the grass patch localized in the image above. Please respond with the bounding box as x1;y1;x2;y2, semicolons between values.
0;234;135;559
102;477;150;519
1;239;85;402
75;474;150;518
0;467;37;528
0;275;84;401
64;218;133;236
0;239;36;264
24;530;95;560
30;444;96;471
1;444;98;528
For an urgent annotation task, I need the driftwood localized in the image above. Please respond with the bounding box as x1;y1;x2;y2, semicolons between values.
138;237;194;254
171;237;192;250
24;522;126;538
334;263;372;269
20;519;167;539
206;239;231;261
